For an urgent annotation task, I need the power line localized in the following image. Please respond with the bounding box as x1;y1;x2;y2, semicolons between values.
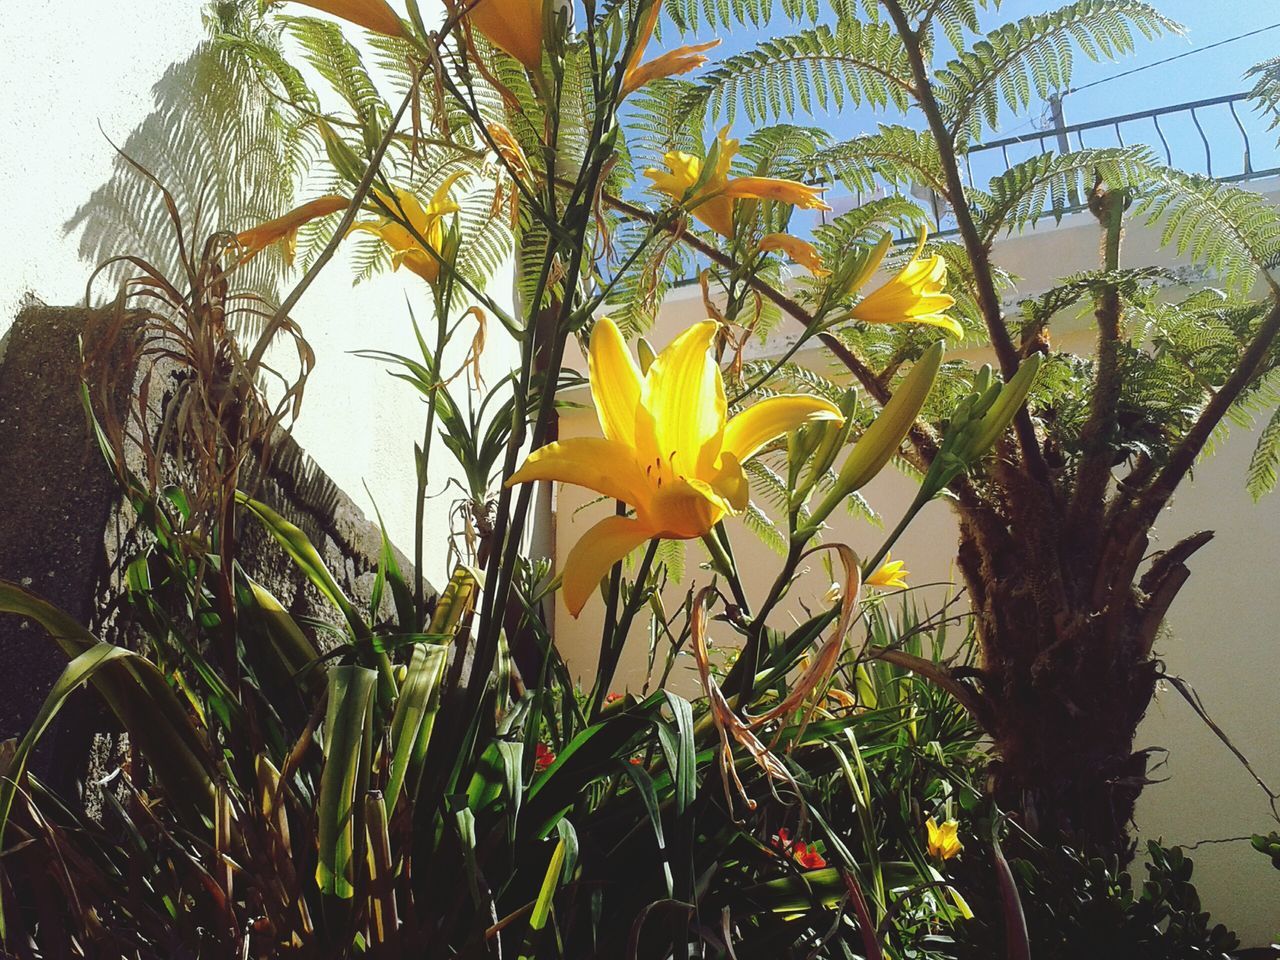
1067;20;1280;95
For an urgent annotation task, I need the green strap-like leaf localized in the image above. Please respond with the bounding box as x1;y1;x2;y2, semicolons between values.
316;664;378;898
0;581;213;818
385;642;449;814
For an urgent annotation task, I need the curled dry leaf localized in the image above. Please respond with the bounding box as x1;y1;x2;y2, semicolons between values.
689;543;862;817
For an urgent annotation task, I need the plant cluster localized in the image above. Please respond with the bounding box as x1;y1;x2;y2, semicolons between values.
3;0;1280;956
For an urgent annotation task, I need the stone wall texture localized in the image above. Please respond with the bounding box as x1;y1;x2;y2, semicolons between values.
0;301;414;756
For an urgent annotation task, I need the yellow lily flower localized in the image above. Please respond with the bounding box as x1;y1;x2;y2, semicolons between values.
619;1;718;99
461;0;544;71
236;194;350;266
926;818;963;860
759;232;830;278
349;173;466;285
486;122;532;181
644;129;830;237
508;318;843;615
851;228;961;337
288;0;404;36
622;39;720;97
865;554;909;590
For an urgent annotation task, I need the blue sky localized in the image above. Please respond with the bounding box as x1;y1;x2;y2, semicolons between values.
647;0;1280;235
656;1;1279;164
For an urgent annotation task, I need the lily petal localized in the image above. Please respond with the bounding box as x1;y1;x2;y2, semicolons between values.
759;232;830;277
866;554;909;589
851;230;960;336
426;170;469;217
722;395;843;464
562;515;653;616
644;320;725;472
589;317;644;446
709;451;749;512
465;0;545;70
506;438;649;507
622;39;720;97
722;176;830;212
237;194;349;265
383;187;432;235
290;0;405;36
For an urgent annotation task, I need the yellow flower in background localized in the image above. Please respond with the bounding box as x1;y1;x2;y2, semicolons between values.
644;129;830;237
236;195;350;266
462;0;545;71
620;1;719;97
507;318;843;615
759;232;830;277
866;554;909;590
486;122;532;181
926;818;964;860
851;228;960;336
622;39;720;97
349;173;467;285
288;0;405;36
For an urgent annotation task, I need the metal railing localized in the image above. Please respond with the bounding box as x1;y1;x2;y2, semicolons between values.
829;91;1280;243
668;91;1280;286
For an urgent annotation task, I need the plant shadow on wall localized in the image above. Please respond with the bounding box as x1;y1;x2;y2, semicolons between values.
4;0;1280;956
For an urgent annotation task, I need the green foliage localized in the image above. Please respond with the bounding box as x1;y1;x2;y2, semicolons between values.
1132;168;1280;293
685;20;911;123
1247;55;1280;141
0;521;985;956
946;841;1241;959
17;0;1280;956
934;0;1182;142
973;146;1155;239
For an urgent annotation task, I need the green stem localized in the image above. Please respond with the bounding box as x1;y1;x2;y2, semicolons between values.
862;485;932;577
590;538;660;719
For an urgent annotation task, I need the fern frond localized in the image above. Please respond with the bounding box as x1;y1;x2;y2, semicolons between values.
799;125;948;198
743;502;788;555
1246;55;1280;140
934;1;1182;142
901;0;990;49
1018;266;1172;326
684;21;912;124
654;538;687;585
662;0;829;33
1133;168;1280;292
736;124;832;177
65;39;307;307
284;16;390;136
975;145;1155;239
624;79;706;172
812;196;928;255
1247;404;1280;500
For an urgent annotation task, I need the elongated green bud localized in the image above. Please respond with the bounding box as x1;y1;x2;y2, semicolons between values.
836;233;892;301
316;119;367;186
966;354;1043;459
918;354;1044;500
806;342;944;530
801;390;858;490
834;341;943;493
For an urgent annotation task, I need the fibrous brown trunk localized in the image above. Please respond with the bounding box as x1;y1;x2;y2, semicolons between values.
956;495;1212;859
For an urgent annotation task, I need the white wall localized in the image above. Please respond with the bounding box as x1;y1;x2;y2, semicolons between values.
0;0;519;589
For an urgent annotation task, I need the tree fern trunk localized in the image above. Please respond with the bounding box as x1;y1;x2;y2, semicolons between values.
956;505;1209;859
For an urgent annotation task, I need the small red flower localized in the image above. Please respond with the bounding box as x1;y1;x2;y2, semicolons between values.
534;742;556;772
605;692;623;703
628;756;643;765
793;842;827;869
770;827;827;869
